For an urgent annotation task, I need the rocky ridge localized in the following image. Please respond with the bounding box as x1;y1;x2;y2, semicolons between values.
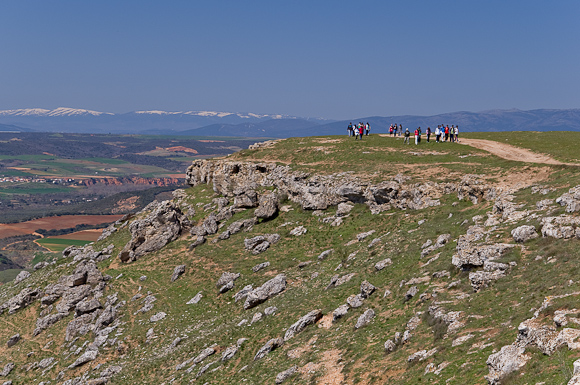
1;149;580;384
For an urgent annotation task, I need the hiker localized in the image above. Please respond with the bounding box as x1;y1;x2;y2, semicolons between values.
389;124;393;136
450;125;455;142
444;125;449;142
404;128;410;144
399;124;402;136
435;125;441;143
354;124;360;140
414;128;419;145
358;123;364;139
366;122;370;136
454;125;459;142
393;124;398;136
347;122;353;137
426;127;431;143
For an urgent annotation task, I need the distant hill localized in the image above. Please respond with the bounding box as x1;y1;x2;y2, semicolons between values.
1;107;580;136
0;123;32;133
177;118;321;138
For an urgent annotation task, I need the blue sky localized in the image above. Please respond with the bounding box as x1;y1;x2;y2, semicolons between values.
0;1;579;119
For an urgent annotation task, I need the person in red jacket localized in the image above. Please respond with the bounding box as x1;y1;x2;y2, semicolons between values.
358;123;364;139
444;125;449;142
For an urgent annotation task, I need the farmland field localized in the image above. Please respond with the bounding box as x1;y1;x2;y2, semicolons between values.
0;214;123;238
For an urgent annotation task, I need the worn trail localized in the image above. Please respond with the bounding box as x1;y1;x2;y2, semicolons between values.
460;138;580;166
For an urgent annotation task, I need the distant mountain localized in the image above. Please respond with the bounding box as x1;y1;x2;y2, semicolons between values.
0;108;332;135
0;123;32;132
313;109;580;135
177;118;321;138
1;107;580;137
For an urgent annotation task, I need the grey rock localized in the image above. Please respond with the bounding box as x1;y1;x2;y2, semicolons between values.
68;350;98;369
405;286;418;301
485;345;529;385
264;306;277;315
284;309;323;341
38;357;55;369
150;312;167;322
33;261;49;270
75;298;102;316
275;365;298;384
118;200;190;262
194;347;216;364
432;270;451;279
189;235;206;250
511;225;539;243
233;285;254;302
325;275;339;290
254;337;284;360
332;304;349;322
135;295;156;314
355;309;375;329
202;214;219;235
346;294;364;308
289;226;307;236
227;218;258;235
336;202;354;217
60;272;87;287
252;262;270;273
0;363;14;376
317;249;334;260
219;280;235;294
244;274;287;309
452;243;516;270
171;265;186;282
221;345;238;361
360;280;376;298
56;284;92;313
469;270;506;292
6;334;20;348
251;312;263;324
357;230;376;241
65;314;94;341
33;312;68;336
187;292;203;304
255;192;279;219
216;272;240;288
139;275;147;281
384;339;396;353
95;305;117;330
556;186;580;213
375;258;392;271
73;260;104;286
13;270;31;284
234;189;259;208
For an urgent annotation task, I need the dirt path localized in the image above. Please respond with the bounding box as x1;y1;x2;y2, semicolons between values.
460;138;580;166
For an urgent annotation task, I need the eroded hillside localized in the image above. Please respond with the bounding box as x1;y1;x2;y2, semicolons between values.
1;133;580;385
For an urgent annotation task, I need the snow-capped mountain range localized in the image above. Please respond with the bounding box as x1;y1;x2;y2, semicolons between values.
0;107;327;136
0;108;288;120
1;107;580;137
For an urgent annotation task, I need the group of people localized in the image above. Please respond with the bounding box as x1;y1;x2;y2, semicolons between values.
347;122;371;139
345;121;460;145
389;123;460;145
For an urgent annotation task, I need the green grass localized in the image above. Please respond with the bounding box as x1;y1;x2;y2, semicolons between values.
0;268;25;283
1;133;580;384
36;237;92;252
0;184;73;195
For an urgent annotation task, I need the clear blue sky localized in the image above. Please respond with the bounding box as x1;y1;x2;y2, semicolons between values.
0;1;579;119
